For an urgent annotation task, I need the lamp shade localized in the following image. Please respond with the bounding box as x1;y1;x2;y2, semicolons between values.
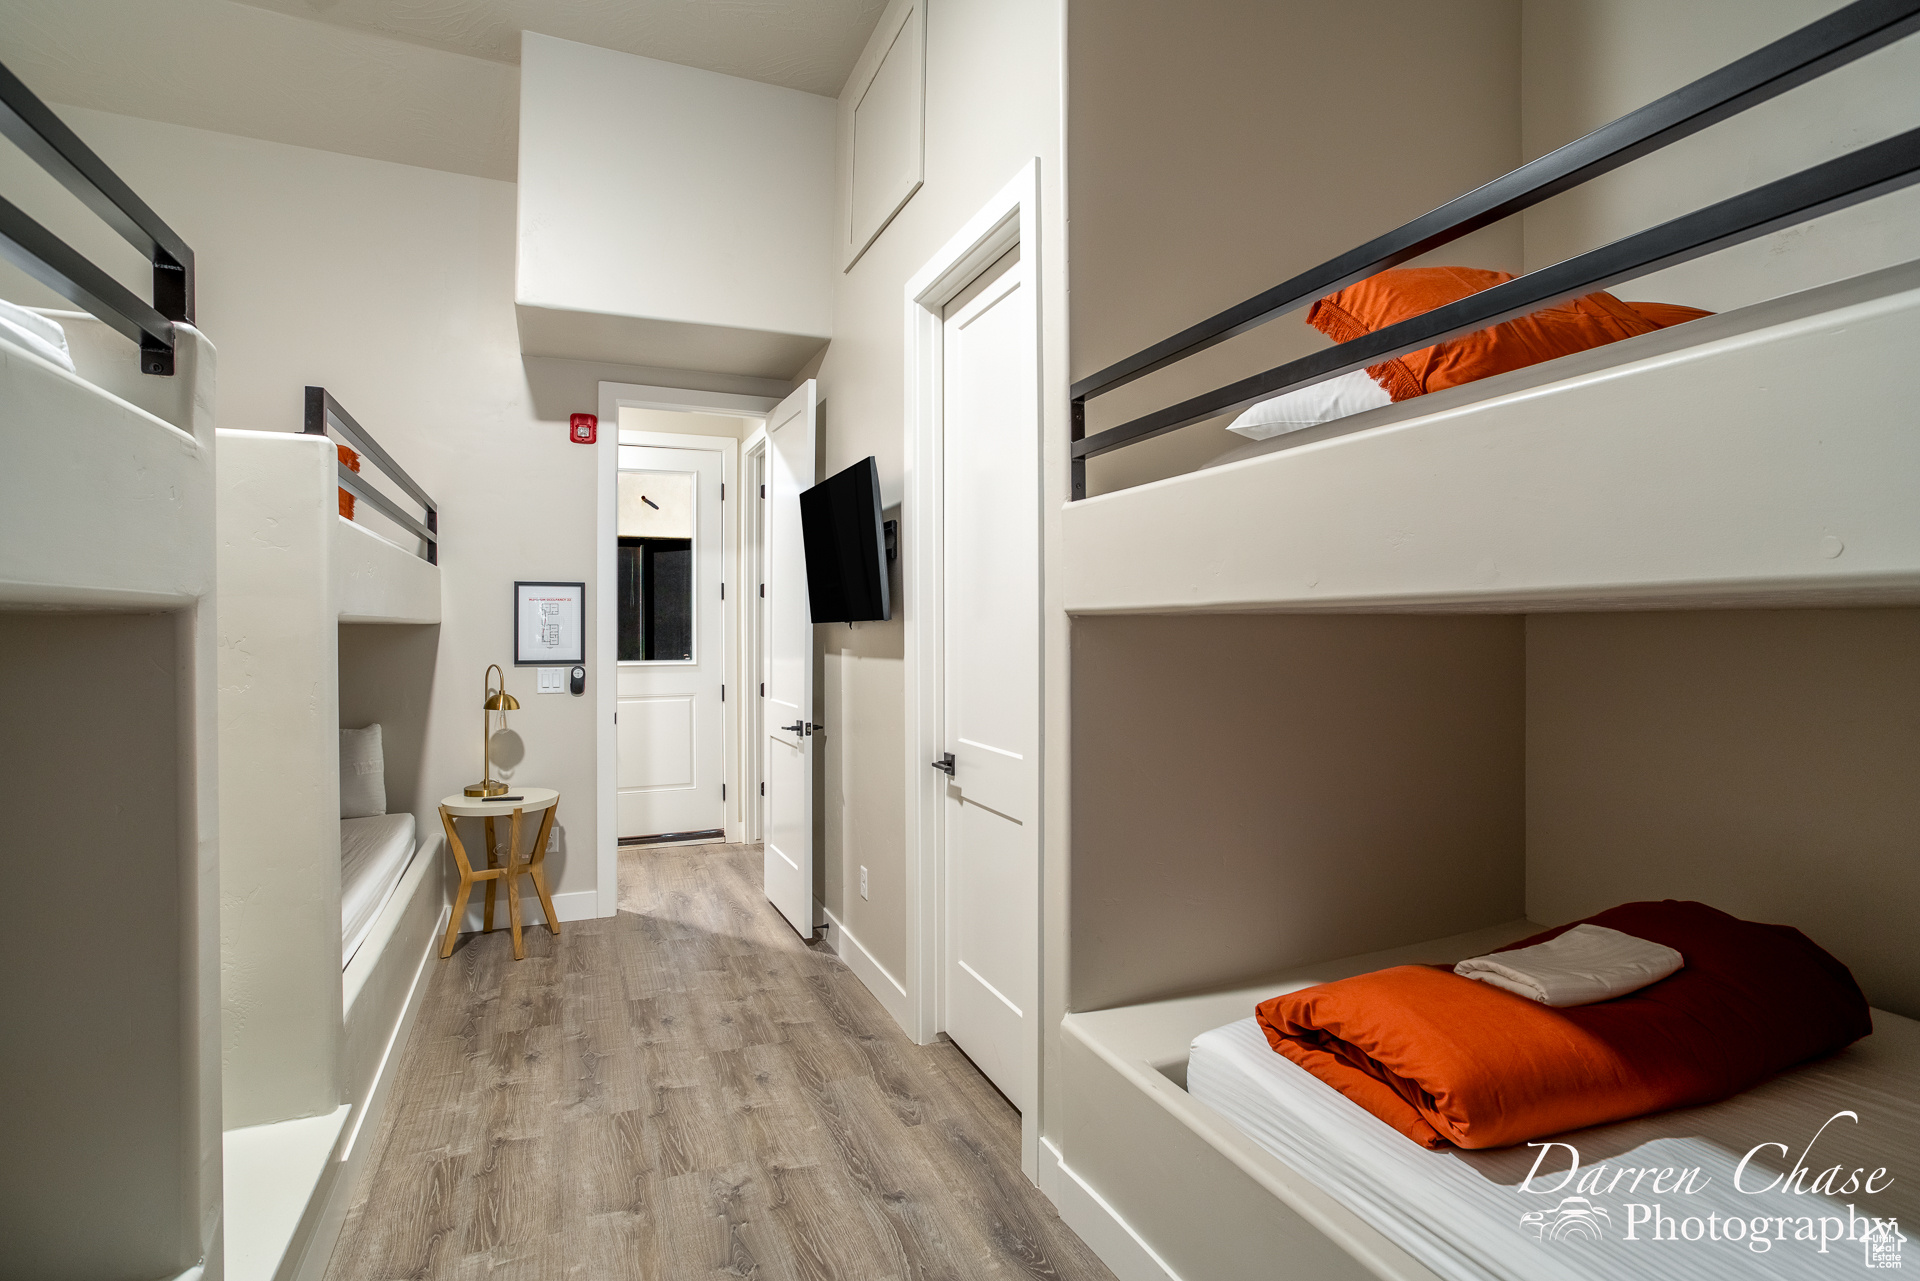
485;691;520;711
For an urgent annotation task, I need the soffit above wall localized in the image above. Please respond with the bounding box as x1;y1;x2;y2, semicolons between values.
228;0;889;97
516;305;829;384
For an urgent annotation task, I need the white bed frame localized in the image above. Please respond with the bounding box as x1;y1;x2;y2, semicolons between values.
1055;922;1538;1281
0;313;223;1279
1053;260;1920;1281
215;428;442;1281
1064;262;1920;616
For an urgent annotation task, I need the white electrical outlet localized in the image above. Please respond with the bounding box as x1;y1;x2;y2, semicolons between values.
859;865;868;899
537;667;563;693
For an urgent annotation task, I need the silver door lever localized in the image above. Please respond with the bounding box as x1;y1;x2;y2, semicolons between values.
932;753;955;776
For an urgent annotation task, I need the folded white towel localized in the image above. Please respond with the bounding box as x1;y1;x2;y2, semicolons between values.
1454;924;1684;1007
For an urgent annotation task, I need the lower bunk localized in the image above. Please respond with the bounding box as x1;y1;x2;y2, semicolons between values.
1057;921;1918;1281
223;842;444;1281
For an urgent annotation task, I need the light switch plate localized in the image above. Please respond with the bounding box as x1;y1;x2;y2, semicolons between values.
537;667;564;693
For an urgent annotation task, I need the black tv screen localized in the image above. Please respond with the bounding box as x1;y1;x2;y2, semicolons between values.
799;456;890;623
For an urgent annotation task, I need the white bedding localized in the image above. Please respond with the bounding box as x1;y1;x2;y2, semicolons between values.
1189;1013;1919;1281
341;813;416;966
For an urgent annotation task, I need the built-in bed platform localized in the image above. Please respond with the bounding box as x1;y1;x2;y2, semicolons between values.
1059;921;1919;1281
1;311;214;608
1064;263;1920;615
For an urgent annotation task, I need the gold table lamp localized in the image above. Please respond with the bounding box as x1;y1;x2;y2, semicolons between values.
465;663;521;797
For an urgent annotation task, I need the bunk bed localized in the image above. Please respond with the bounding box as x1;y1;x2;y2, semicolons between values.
1063;0;1920;615
217;390;441;1281
0;59;222;1281
1054;8;1920;1281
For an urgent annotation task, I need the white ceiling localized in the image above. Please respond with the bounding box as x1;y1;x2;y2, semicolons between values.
226;0;887;97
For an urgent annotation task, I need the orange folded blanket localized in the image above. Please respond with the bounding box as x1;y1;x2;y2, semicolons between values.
1254;900;1871;1150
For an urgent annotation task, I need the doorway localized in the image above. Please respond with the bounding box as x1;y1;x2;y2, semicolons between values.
594;386;777;916
903;163;1044;1144
615;445;724;842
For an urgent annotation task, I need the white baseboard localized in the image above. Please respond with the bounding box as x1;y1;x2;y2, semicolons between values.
290;904;446;1281
1041;1139;1184;1281
457;886;597;933
821;906;913;1036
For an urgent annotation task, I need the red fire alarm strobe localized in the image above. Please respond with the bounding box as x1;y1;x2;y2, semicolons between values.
569;413;598;444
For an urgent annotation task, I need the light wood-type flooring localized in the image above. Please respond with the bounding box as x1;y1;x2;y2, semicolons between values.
323;841;1115;1281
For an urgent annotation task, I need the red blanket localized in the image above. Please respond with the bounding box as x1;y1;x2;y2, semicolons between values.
1254;900;1870;1149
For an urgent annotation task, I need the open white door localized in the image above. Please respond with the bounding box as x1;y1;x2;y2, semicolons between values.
763;380;817;937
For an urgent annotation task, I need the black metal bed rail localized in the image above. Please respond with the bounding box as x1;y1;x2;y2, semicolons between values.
304;387;440;564
1068;0;1920;499
0;59;193;376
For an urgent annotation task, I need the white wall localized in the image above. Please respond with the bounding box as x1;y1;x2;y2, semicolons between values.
0;104;787;944
1520;0;1920;308
217;432;345;1131
516;32;835;378
0;0;519;180
0;612;206;1281
1527;608;1920;1020
1070;613;1527;1010
813;0;1068;997
1068;0;1523;495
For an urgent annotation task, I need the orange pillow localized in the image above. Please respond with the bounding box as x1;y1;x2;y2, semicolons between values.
338;444;360;520
1255;900;1870;1149
1307;267;1666;402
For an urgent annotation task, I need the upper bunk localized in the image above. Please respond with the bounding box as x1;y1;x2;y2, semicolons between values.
0;60;214;610
218;388;440;626
1063;0;1920;616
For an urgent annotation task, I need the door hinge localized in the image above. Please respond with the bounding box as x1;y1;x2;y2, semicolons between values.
759;583;765;597
720;582;725;599
722;783;727;800
760;483;766;498
759;781;765;796
721;684;726;701
759;682;764;696
721;483;725;500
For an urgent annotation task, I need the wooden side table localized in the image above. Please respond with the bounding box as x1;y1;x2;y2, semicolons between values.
438;787;561;961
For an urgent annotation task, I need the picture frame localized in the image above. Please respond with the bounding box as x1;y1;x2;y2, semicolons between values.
513;580;586;666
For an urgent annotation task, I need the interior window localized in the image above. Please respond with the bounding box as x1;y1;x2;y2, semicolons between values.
616;470;695;661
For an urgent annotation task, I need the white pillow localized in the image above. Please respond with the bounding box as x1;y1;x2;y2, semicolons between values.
340;724;386;818
1225;369;1391;441
0;299;74;373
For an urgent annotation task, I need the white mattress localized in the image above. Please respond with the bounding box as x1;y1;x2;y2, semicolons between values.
341;813;417;967
1189;1013;1920;1281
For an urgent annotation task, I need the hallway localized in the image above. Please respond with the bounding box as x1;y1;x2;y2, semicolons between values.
325;842;1113;1280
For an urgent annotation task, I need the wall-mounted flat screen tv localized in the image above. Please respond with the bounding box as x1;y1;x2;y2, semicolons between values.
799;456;890;623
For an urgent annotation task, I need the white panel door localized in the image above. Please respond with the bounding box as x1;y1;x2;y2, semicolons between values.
940;248;1038;1110
616;445;726;840
764;381;817;937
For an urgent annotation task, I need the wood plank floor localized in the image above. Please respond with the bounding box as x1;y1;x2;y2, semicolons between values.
324;842;1116;1281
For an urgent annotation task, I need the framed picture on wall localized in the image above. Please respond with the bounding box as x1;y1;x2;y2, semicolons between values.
514;580;585;666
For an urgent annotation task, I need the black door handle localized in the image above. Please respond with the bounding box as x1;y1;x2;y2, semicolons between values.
932;752;955;776
780;721;805;734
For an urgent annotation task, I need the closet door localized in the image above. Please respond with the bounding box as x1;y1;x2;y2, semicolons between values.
940;247;1038;1111
763;380;817;937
